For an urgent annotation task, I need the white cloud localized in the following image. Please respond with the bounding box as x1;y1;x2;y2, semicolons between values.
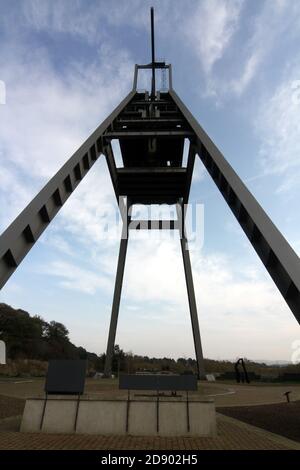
40;231;75;258
22;0;106;43
204;0;300;99
230;51;262;96
48;227;291;325
42;260;111;294
231;0;300;95
256;63;300;192
21;0;152;43
184;0;243;74
0;165;37;231
0;45;131;176
41;231;298;359
0;39;132;229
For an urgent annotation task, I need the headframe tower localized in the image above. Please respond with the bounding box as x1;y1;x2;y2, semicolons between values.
1;9;299;377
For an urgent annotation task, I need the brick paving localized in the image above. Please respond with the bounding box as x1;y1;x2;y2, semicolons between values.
0;415;298;450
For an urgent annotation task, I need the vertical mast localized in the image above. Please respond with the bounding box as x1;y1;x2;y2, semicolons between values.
150;7;156;100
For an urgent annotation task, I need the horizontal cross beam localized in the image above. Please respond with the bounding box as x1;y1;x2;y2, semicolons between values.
104;130;193;138
129;220;178;230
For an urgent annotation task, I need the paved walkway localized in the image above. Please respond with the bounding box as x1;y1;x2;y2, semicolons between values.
0;414;299;450
1;379;300;407
1;380;300;450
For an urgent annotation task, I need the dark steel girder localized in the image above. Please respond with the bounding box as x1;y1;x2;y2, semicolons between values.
104;130;193;138
0;90;135;289
170;89;300;324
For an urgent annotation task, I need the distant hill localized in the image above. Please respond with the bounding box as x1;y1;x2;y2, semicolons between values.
0;302;299;377
0;302;98;364
252;360;292;366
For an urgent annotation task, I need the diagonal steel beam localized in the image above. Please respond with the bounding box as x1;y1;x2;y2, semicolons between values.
0;90;135;290
170;89;300;324
183;140;197;206
102;142;120;204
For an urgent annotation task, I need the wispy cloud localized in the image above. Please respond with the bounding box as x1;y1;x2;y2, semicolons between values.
40;231;76;258
256;62;300;193
21;0;154;43
202;0;300;100
0;165;37;231
0;38;132;228
184;0;243;74
46;229;291;326
230;50;262;96
230;0;300;96
42;260;111;294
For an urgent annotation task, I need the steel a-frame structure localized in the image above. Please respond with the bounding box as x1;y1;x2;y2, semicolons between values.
1;9;299;378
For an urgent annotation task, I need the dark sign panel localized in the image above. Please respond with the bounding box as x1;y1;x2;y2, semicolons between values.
45;360;87;395
119;374;197;391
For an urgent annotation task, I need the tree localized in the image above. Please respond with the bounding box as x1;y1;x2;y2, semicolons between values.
95;353;106;372
77;347;87;359
125;351;134;374
44;321;69;341
112;344;125;375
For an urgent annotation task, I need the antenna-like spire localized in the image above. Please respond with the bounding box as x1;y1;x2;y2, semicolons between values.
150;7;156;100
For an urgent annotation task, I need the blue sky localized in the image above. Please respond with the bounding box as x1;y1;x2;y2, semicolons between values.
1;0;300;361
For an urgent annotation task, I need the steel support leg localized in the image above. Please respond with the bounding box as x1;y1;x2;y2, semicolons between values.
180;235;205;379
104;233;129;377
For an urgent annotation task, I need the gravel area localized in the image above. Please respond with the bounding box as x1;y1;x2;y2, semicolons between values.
0;394;25;419
219;401;300;443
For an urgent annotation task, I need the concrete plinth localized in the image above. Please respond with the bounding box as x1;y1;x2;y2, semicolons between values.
21;396;216;436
